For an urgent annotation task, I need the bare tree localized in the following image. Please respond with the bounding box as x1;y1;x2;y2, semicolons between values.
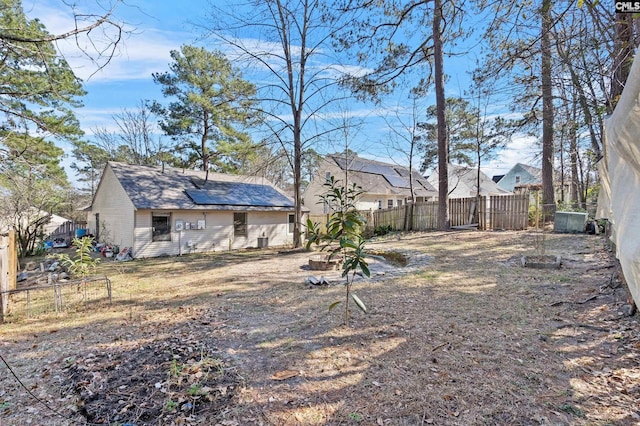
381;92;431;230
202;0;354;247
0;0;128;81
383;94;426;206
91;102;169;166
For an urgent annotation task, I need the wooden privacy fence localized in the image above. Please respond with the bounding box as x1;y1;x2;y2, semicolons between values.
306;193;529;235
306;211;375;235
372;194;530;231
486;194;529;230
0;276;112;321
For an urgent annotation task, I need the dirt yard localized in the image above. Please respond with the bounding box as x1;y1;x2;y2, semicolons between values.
1;230;639;425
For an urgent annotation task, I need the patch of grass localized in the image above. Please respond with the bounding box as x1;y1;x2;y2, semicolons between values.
348;412;363;422
257;336;294;349
169;358;182;377
368;250;408;266
164;399;178;412
187;383;203;396
558;403;584;417
164;355;223;412
416;270;439;280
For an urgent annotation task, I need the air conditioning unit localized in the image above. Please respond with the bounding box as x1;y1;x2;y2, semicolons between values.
257;237;269;248
554;211;587;233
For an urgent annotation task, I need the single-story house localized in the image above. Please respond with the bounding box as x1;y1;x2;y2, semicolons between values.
87;162;297;258
427;164;511;199
302;155;437;214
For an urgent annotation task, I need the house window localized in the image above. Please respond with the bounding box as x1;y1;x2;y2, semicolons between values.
288;214;295;233
515;175;521;184
398;199;403;207
152;213;171;242
234;212;247;237
387;199;394;208
325;171;331;182
377;200;382;210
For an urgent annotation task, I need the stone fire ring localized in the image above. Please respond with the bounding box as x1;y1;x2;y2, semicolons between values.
521;255;562;269
308;254;341;271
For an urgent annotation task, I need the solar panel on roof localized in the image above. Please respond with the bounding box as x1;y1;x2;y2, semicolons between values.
394;168;410;177
185;181;294;207
415;178;436;192
384;175;412;189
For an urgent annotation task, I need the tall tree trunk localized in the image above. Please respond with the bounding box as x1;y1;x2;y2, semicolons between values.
559;130;565;204
569;123;581;208
568;64;601;160
569;98;582;208
476;156;481;227
541;0;555;219
294;125;302;247
611;13;635;104
202;110;210;182
434;0;449;231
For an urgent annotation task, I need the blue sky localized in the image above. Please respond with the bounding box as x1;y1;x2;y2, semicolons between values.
24;0;538;184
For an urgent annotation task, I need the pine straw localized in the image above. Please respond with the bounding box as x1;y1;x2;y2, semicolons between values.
0;231;638;425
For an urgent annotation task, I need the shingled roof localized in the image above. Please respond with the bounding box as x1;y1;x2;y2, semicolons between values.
328;155;437;197
105;162;295;211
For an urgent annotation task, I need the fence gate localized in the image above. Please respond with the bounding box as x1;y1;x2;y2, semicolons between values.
488;194;529;230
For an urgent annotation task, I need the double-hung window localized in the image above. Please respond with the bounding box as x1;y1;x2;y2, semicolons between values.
152;213;171;242
288;214;295;234
234;212;247;237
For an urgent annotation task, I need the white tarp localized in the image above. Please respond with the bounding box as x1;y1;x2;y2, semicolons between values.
598;51;640;308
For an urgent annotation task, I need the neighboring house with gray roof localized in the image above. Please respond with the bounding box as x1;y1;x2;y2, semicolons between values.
302;155;437;215
496;162;572;201
87;162;297;258
427;164;511;199
496;163;542;192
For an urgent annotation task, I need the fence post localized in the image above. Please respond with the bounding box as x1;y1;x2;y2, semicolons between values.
8;230;16;292
106;277;112;304
0;230;17;322
0;233;6;322
53;283;63;312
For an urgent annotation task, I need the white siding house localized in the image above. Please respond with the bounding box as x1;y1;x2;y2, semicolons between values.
427;164;511;199
88;162;296;259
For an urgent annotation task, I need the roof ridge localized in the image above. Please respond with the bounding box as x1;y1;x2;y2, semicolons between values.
108;161;266;183
328;154;415;172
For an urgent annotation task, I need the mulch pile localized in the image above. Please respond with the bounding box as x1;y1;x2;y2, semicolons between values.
62;335;243;425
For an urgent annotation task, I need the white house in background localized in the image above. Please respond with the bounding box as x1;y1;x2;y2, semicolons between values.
87;162;297;258
302;155;437;215
427;164;511;199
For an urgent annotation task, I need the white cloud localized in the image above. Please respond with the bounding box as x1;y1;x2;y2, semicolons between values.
23;1;192;83
73;108;130;134
482;134;539;178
